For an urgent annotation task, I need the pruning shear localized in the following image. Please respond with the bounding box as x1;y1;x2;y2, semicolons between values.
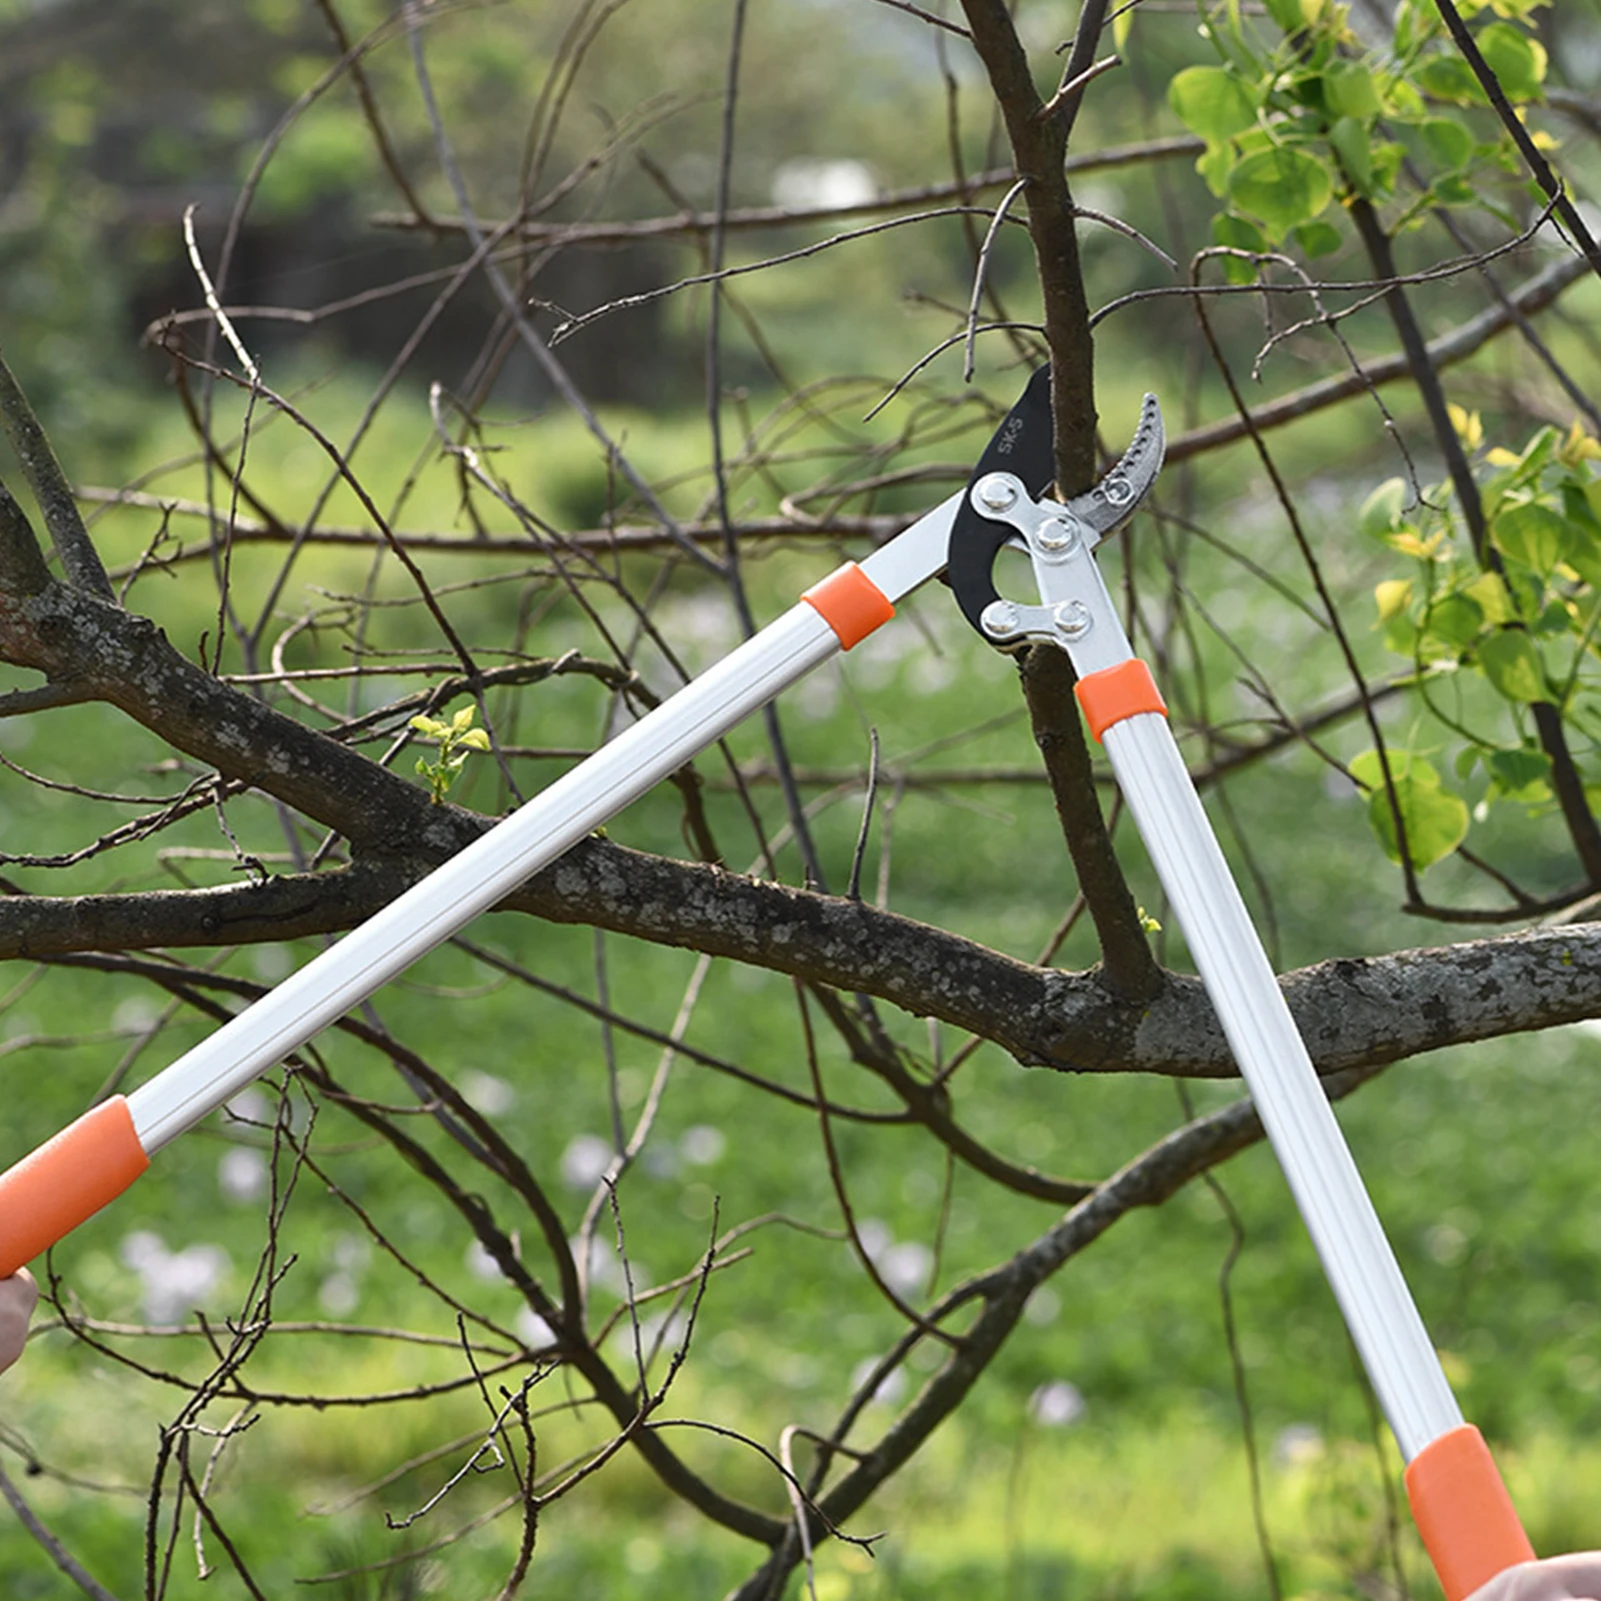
0;370;1533;1597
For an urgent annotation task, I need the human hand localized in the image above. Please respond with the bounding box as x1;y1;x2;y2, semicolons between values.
0;1268;38;1374
1468;1554;1601;1601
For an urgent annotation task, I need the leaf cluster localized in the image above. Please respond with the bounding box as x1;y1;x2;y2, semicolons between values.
1168;0;1551;271
1358;419;1601;868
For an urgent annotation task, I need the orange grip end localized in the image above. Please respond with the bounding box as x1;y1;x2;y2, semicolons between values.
801;563;894;650
1406;1425;1535;1601
0;1098;150;1277
1074;658;1168;742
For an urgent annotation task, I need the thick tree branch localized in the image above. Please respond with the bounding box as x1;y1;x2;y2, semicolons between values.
8;854;1601;1080
0;478;55;599
1018;645;1162;1000
0;351;115;601
955;2;1159;1006
0;572;465;863
957;0;1097;489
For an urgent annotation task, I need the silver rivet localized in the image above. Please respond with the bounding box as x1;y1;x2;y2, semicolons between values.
1102;476;1133;506
1053;601;1092;639
981;599;1021;637
975;473;1018;512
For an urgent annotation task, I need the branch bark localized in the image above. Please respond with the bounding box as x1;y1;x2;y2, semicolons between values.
11;859;1601;1081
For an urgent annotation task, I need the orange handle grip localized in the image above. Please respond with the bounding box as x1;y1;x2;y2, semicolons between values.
0;1097;150;1278
1406;1425;1536;1601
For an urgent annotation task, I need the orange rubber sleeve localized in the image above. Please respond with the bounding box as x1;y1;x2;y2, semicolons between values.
801;563;895;650
1074;658;1168;742
0;1097;150;1278
1406;1425;1535;1601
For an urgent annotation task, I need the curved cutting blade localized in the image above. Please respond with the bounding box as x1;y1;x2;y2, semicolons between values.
947;371;1164;644
945;366;1054;639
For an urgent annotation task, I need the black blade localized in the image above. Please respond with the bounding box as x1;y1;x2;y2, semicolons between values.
947;366;1054;639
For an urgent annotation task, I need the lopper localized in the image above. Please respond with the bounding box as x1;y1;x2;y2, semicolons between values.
0;369;1536;1597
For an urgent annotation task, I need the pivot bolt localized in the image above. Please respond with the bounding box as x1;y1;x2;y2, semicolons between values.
974;474;1018;512
1036;515;1079;553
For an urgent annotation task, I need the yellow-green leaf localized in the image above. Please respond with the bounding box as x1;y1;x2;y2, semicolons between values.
1368;767;1469;869
1351;750;1469;870
1169;66;1258;143
1478;629;1546;702
1476;21;1547;101
1492;501;1567;575
1463;571;1516;625
1375;577;1413;621
1448;404;1483;450
1323;58;1380;119
1360;477;1407;540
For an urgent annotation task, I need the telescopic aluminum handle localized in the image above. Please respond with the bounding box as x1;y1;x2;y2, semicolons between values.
1046;523;1533;1599
0;495;958;1280
1092;697;1531;1598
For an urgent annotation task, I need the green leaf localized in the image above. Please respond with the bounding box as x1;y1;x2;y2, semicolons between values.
1430;173;1478;207
1370;140;1407;194
1291;218;1343;258
458;729;492;751
451;705;477;732
1484;745;1552;802
1323;58;1381;120
1415;53;1484;104
1476;21;1546;101
1421;115;1475;170
1477;629;1547;702
1463;571;1516;626
1492;501;1568;575
1169;67;1259;142
1227;146;1334;238
1425;591;1484;648
1328;115;1374;194
1195;141;1235;199
1264;0;1305;30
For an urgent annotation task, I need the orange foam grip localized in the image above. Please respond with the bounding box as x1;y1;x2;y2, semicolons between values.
0;1097;150;1278
1406;1425;1535;1601
1074;658;1167;743
801;563;894;650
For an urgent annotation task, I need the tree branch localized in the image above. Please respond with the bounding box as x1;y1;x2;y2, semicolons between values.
0;350;115;600
11;861;1601;1081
